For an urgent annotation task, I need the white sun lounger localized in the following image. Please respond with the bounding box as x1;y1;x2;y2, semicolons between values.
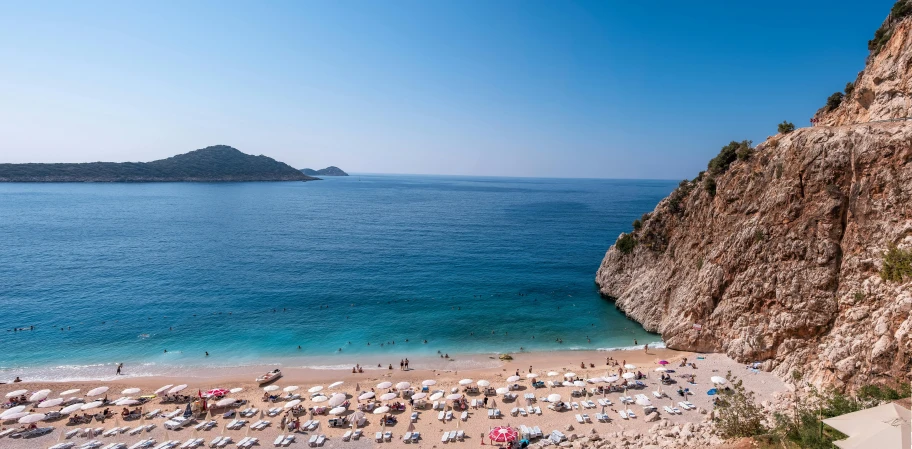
216;437;232;448
461;411;468;421
410;411;418;422
375;432;383;443
653;391;664;398
208;437;222;448
626;409;636;418
456;430;464;441
438;411;445;421
342;431;352;442
383;432;391;442
575;414;584;423
310;435;320;447
411;432;420;442
445;410;452;421
281;435;294;446
440;432;448;443
316;435;326;446
352;430;362;440
274;435;285;446
50;444;77;449
618;409;628;419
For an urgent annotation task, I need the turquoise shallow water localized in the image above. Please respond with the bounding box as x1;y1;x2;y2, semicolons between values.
0;175;675;380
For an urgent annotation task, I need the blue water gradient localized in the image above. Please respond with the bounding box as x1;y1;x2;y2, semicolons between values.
0;175;675;380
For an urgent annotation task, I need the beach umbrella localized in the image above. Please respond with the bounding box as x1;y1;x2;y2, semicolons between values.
421;380;436;386
622;372;636;380
395;382;411;390
347;411;365;423
1;412;28;421
547;372;559;377
411;392;427;400
547;394;562;402
0;405;26;418
655;367;668;372
573;381;585;387
526;373;538;379
429;392;444;401
263;385;280;392
446;393;462;401
215;398;235;407
38;398;64;408
60;389;81;396
117;399;140;406
154;385;173;394
87;386;109;397
18;413;46;424
168;385;187;394
477;380;490;387
603;375;619;383
635;397;652;406
5;389;27;398
308;385;324;393
373;406;390;414
587;378;603;383
312;395;328;403
60;404;83;415
562;381;575;387
564;372;576;379
283;399;301;409
29;389;51;402
488;426;518;443
358;392;374;400
328;394;347;407
375;382;392;390
229;388;243;394
81;400;103;410
206;388;229;396
329;381;344;389
329;406;346;415
711;376;727;385
658;360;669;365
506;376;520;382
495;388;509;395
283;386;299;393
624;364;637;370
122;388;141;395
458;379;473;386
379;393;397;401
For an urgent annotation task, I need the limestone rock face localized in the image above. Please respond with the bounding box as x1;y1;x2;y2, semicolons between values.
596;17;912;390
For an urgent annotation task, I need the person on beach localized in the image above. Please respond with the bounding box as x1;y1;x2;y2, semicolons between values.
405;358;409;370
644;343;648;353
13;377;21;383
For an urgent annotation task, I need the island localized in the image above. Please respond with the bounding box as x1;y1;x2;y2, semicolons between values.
0;145;319;182
300;166;348;176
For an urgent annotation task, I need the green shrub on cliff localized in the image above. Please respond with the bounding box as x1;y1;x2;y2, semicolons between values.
778;121;795;134
714;372;767;439
825;92;844;111
870;0;912;54
703;176;717;196
632;219;642;231
708;140;751;175
616;233;637;254
880;244;912;282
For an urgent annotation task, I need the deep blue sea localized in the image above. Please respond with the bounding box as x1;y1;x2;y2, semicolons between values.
0;175;676;380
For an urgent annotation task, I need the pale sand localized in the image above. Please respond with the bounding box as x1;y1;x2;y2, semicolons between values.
0;350;786;448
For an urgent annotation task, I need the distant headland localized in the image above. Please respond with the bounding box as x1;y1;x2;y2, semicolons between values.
0;145;319;182
300;166;349;176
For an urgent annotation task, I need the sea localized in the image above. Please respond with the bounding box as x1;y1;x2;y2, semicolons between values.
0;175;677;381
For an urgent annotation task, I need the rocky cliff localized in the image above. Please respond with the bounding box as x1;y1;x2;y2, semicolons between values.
596;9;912;390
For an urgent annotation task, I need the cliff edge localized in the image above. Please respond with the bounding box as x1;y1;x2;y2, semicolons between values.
596;7;912;390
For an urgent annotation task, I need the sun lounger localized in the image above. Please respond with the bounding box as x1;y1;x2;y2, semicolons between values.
51;444;77;449
533;426;543;438
653;391;664;398
437;410;445;421
582;414;590;422
618;409;628;419
208;437;222;448
535;406;542;415
352;430;361;440
445;410;452;421
432;401;439;410
216;437;232;448
307;420;319;431
440;432;448;443
575;414;584;423
316;435;326;446
410;411;418;422
672;406;682;414
129;426;146;435
383;432;391;442
461;411;468;421
626;409;636;418
281;435;294;446
550;430;565;444
487;408;494;418
494;408;502;418
456;430;464;441
310;435;320;447
411;432;420;442
341;431;352;442
375;432;383;443
274;435;285;446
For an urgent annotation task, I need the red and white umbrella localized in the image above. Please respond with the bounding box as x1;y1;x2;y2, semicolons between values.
488;426;518;443
206;388;229;397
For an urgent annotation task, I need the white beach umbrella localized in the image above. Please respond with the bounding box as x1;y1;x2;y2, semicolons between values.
446;393;462;401
564;372;576;379
506;376;520;382
624;364;637;370
263;385;280;392
711;376;727;385
379;393;397;401
87;387;109;397
562;381;575;387
622;372;636;380
38;398;64;408
547;394;562;403
5;389;27;398
476;380;490;387
122;388;141;395
29;389;51;402
587;378;603;383
215;398;235;407
655;367;668;372
421;380;436;387
117;399;140;406
458;379;473;386
18;413;46;424
358;392;374;400
0;406;26;418
283;386;299;393
395;382;411;390
429;392;444;401
59;404;83;415
526;373;538;378
284;399;301;409
168;385;186;394
308;385;324;393
547;372;559;377
230;387;243;394
329;406;346;415
60;388;81;396
573;381;586;387
376;382;392;389
312;395;328;403
81;400;103;410
411;392;427;400
635;397;652;407
373;406;390;414
603;375;619;383
329;381;344;389
495;387;509;395
328;395;347;407
1;412;28;421
154;385;173;394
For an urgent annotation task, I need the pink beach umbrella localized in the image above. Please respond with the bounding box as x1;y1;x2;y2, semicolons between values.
658;360;669;365
206;388;229;397
489;426;518;443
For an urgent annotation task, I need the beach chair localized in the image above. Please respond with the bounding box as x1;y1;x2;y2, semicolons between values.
411;432;420;443
282;435;294;447
309;435;319;447
440;432;448;443
653;391;663;398
410;411;418;422
445;410;452;421
683;401;696;409
207;437;221;448
496;408;503;418
352;430;362;440
402;432;412;443
626;409;636;418
273;435;285;447
341;431;352;442
383;431;391;442
618;410;628;420
235;438;250;448
216;437;231;448
663;405;674;414
487;408;494;418
535;406;542;415
575;414;584;423
460;410;468;421
316;435;326;446
432;401;439;410
437;410;445;421
672;406;682;414
582;414;590;423
519;407;527;417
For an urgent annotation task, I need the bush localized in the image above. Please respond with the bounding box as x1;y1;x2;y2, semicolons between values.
825;92;844;111
736;145;754;161
708;140;751;175
703;176;717;196
880;244;912;282
778;121;795;134
667;180;695;214
616;233;637;254
632;219;642;231
844;82;855;97
714;372;768;439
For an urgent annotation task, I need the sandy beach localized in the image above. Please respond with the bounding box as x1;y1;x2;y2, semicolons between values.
0;349;787;448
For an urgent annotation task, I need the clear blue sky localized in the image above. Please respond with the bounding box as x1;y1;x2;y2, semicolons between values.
0;1;895;179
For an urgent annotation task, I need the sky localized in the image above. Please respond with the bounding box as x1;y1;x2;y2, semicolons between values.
0;0;897;179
